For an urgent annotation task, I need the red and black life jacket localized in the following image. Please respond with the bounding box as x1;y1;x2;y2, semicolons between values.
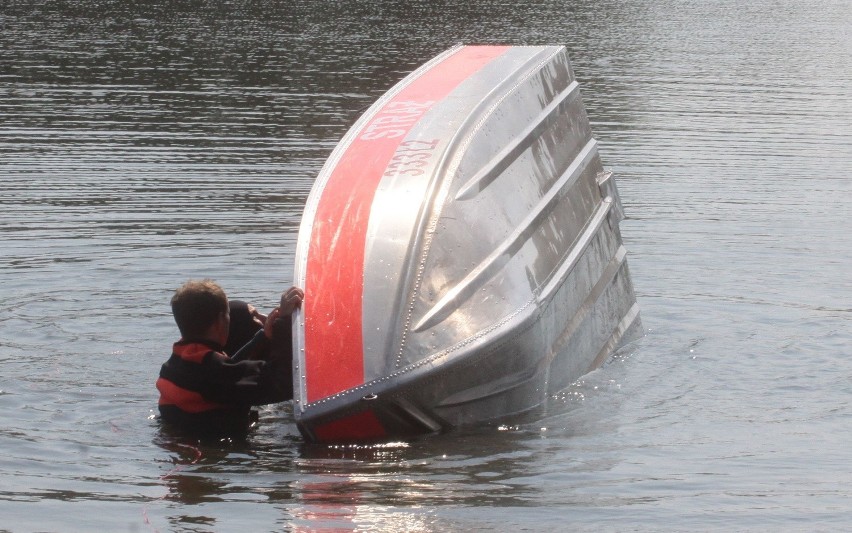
156;339;265;431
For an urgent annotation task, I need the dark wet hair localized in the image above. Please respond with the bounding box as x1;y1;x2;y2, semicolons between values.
171;279;228;338
223;300;262;355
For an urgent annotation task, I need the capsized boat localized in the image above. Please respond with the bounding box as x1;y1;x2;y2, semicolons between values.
292;45;642;443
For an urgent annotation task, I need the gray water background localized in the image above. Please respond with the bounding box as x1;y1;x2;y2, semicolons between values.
1;0;850;531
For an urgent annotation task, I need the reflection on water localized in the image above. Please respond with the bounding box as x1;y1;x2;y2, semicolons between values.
1;0;851;530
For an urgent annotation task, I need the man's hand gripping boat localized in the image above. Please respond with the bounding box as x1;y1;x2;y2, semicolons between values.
293;45;642;442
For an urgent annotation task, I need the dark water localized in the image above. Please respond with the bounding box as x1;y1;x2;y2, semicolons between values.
1;1;850;531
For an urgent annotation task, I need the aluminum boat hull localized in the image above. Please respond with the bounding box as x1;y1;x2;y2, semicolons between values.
293;45;641;442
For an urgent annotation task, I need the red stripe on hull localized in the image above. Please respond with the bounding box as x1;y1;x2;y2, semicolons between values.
312;410;387;442
304;46;510;403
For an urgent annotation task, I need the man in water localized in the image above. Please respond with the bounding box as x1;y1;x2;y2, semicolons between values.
156;279;304;435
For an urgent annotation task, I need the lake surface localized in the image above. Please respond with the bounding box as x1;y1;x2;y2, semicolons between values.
1;0;850;531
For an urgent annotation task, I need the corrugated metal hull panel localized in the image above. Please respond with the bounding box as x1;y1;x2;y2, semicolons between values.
293;45;641;442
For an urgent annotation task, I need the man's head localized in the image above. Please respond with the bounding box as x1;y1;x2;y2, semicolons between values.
171;279;229;341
